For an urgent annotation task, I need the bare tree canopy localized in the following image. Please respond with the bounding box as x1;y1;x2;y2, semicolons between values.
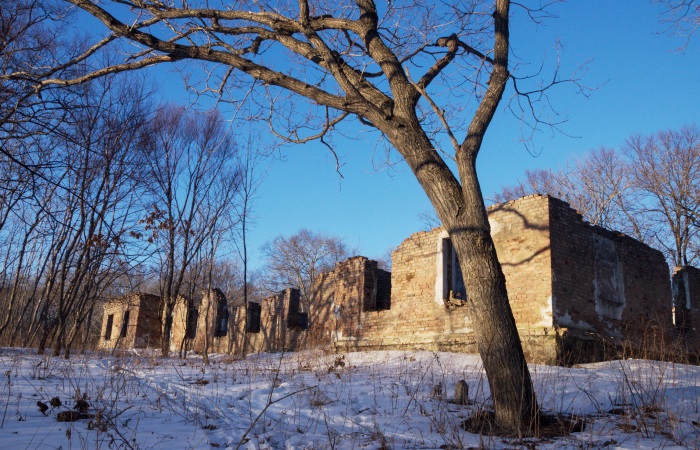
493;148;638;235
0;71;152;356
13;0;591;434
495;124;700;268
261;228;352;308
141;105;241;357
658;0;700;40
625;125;700;267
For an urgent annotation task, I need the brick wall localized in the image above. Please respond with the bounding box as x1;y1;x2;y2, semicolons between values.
95;195;678;365
325;195;555;357
192;289;229;354
228;288;310;354
170;296;192;353
322;195;672;364
549;197;672;362
98;294;161;350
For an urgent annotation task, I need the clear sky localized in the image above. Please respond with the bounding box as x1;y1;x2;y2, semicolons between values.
84;1;700;270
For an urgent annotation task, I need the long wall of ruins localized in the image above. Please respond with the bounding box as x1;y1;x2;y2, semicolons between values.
97;195;695;365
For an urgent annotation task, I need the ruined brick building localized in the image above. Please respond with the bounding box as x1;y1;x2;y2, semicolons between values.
98;195;699;364
99;290;231;354
98;293;162;350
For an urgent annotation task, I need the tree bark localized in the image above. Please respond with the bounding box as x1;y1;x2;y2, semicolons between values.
390;125;537;434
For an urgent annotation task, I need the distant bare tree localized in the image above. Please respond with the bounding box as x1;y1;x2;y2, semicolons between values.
417;210;442;232
492;168;568;204
231;138;267;356
261;229;351;310
140;106;240;357
376;247;394;272
0;72;151;356
42;73;150;357
625;125;700;266
493;148;639;236
496;126;700;268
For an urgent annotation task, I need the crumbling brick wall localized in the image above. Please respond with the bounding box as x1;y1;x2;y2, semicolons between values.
98;294;161;350
549;197;672;362
312;257;393;351
243;288;308;353
168;291;233;354
170;296;196;353
324;195;672;364
325;195;553;355
96;195;676;365
192;289;230;354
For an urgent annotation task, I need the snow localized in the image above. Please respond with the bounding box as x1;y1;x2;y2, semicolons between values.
1;348;699;449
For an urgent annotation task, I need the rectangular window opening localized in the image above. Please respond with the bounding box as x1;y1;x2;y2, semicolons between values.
185;307;199;339
246;302;261;333
215;296;229;336
120;310;130;338
364;270;391;312
104;314;114;340
442;238;466;304
286;289;309;329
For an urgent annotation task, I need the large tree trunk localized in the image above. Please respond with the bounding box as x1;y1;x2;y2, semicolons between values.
386;0;537;434
161;302;174;357
452;162;538;433
391;125;538;435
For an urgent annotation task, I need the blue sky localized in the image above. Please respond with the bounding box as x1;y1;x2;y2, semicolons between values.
86;1;700;270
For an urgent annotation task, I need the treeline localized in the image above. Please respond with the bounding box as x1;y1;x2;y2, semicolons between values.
0;1;362;358
0;74;254;356
494;125;700;268
0;1;262;356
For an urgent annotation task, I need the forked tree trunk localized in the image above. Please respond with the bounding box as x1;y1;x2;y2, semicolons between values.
381;0;536;434
390;125;538;435
450;166;537;433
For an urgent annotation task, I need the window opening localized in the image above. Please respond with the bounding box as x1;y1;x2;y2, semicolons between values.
363;270;391;312
287;289;309;329
442;238;466;308
246;302;261;333
185;307;199;339
214;296;229;336
120;310;130;338
104;314;114;340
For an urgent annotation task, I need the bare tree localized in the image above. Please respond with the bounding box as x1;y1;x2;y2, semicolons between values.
140;105;240;357
495;127;700;269
231;138;267;356
0;0;62;137
492;168;568;204
26;0;589;433
625;125;700;266
0;70;151;355
493;148;641;237
42;73;150;357
657;0;700;41
261;229;351;310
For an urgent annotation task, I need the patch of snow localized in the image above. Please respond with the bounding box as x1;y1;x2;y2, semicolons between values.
0;348;698;449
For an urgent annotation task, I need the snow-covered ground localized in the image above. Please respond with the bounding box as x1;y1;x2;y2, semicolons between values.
0;348;699;449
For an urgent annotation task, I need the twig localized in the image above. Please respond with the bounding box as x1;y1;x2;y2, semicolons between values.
1;370;11;428
234;386;312;450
